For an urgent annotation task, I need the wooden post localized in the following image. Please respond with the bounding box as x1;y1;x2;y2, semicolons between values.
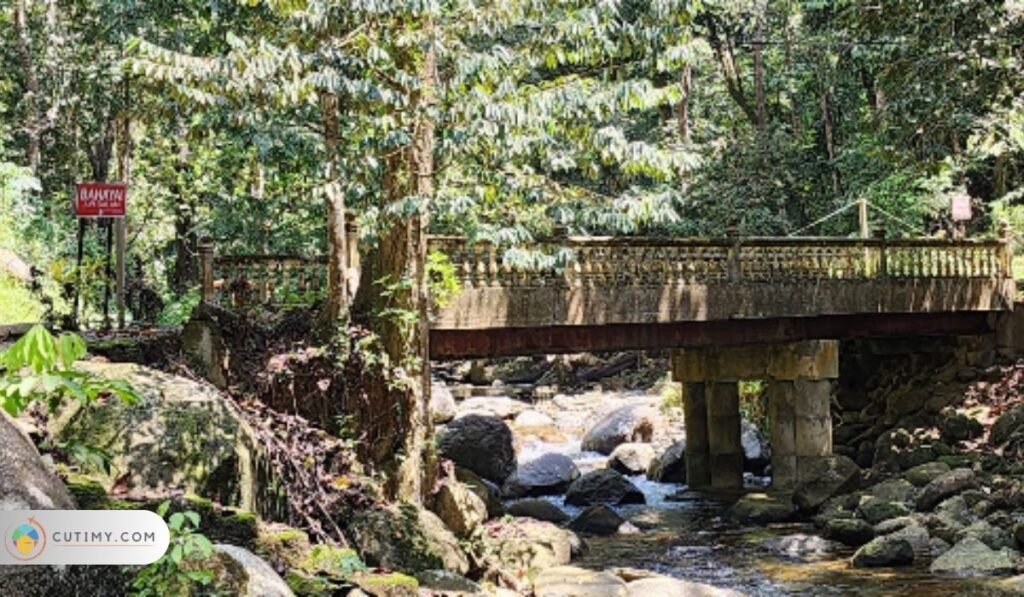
345;209;360;299
998;220;1012;279
726;225;741;282
875;225;888;279
858;198;869;239
102;219;114;330
199;238;214;302
72;218;86;330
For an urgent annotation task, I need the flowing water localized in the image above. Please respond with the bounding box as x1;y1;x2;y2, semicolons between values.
510;414;1015;596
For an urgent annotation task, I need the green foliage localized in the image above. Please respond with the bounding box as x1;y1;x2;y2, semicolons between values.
129;500;219;597
0;324;139;416
739;380;767;435
426;251;461;309
158;288;202;326
0;274;43;325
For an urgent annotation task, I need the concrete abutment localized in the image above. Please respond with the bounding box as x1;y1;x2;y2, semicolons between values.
671;340;838;490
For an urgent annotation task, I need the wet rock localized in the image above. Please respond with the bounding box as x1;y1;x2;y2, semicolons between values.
742;420;770;475
534;566;627;597
874;516;920;536
569;505;628;536
728;493;795;524
482;519;583;578
866;478;916;504
956;521;1017;551
414;570;482;595
932;495;972;540
625;576;746;596
514;410;555;429
454;467;504;518
856;497;911;525
929;537;1018;576
438;414;516;484
502;453;580;498
212;544;295;597
824;518;875;547
430;381;457;424
930;537;951;557
608;443;657;475
887;524;931;559
507;498;571;524
646;440;686;483
792;455;861;512
850;535;915;568
939;412;983;444
430;480;488;538
904;462;951;488
565;469;646;507
581;404;659;455
349;505;469;575
916;469;976;511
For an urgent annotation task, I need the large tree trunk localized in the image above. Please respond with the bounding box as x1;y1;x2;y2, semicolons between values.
349;29;436;502
678;64;691;144
12;0;41;174
322;92;349;322
170;125;196;294
752;13;767;131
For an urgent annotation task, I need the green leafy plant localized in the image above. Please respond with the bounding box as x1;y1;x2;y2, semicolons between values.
426;250;461;309
130;501;219;597
158;287;202;326
0;324;139;416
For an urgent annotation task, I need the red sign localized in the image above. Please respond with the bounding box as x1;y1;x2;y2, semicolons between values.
951;193;972;222
74;183;126;218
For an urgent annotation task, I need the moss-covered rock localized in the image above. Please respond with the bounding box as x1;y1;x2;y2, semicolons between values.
284;570;341;597
349;504;470;575
352;572;419;597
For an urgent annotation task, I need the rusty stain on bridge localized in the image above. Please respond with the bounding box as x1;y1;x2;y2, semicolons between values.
200;235;1015;358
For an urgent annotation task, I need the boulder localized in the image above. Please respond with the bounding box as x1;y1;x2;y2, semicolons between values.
565;469;646;507
851;535;915;568
430;381;457;424
991;404;1024;446
904;461;951;487
568;505;628;536
873;516;919;536
625;577;745;597
792;455;861;512
213;544;295;597
351;572;419;597
348;504;469;575
728;493;795;524
916;469;976;512
824;518;875;547
0;413;126;596
956;521;1017;551
51;362;263;507
939;412;983;444
886;523;931;559
414;570;483;595
646;441;686;483
502;453;580;498
608;443;657;475
741;420;769;475
507;499;571;524
581;405;659;455
456;396;526;420
929;537;1018;576
481;519;583;579
534;566;627;597
856;498;910;525
514;410;555;429
454;467;504;518
866;478;916;504
437;414;516;484
430;480;488;538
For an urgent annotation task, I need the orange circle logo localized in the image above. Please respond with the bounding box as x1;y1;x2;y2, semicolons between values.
6;518;46;561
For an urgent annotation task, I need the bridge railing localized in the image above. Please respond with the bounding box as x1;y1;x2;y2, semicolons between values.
199;235;1012;306
428;235;1012;288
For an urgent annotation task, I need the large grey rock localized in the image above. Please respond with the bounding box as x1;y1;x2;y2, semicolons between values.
415;570;483;595
957;521;1017;551
565;469;646;507
534;566;627;597
438;414;516;484
213;544;295;596
430;480;488;538
581;405;659;455
887;523;931;559
502;453;580;498
728;493;795;524
454;467;504;518
457;396;527;420
430;381;457;424
507;499;570;524
52;362;262;507
608;443;657;475
0;413;126;596
857;497;910;525
991;404;1024;446
916;469;976;511
481;519;583;579
904;462;951;488
929;537;1018;576
514;410;555;429
646;441;686;483
825;518;875;547
792;455;861;512
569;505;628;536
867;478;916;504
626;577;745;597
349;505;469;575
851;535;915;568
741;420;769;475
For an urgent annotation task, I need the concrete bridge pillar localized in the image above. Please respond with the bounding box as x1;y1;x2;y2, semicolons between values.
671;340;838;491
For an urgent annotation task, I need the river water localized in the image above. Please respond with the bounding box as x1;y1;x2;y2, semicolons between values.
508;402;1014;596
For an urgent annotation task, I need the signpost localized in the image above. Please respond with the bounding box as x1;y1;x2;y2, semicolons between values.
73;183;127;329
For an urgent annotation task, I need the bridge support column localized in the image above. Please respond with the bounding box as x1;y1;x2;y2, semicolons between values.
672;339;838;492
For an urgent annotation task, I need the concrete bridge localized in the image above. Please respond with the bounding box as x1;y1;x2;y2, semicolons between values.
199;233;1015;492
